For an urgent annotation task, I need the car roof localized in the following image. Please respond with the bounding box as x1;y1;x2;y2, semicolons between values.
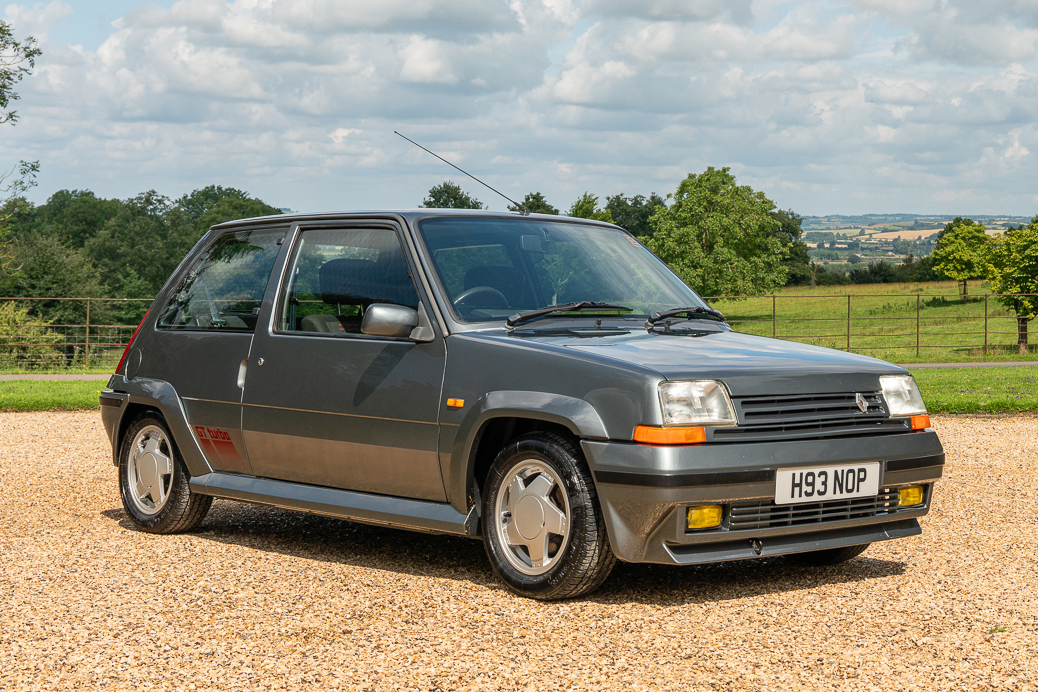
210;209;623;231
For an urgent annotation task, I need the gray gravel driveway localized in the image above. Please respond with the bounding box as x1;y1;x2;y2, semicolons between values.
1;411;1035;691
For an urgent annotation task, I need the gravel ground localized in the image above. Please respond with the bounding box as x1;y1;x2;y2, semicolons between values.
1;412;1035;691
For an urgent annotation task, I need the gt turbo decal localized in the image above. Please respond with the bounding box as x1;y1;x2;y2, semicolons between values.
194;426;246;470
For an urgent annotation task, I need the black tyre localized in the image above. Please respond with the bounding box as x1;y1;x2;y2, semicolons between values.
118;413;212;534
482;432;615;600
787;543;871;566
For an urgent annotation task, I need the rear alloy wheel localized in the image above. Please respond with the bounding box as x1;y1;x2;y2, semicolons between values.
482;432;615;600
787;543;871;566
119;413;211;533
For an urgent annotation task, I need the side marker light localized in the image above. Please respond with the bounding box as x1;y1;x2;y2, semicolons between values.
688;505;723;530
910;414;931;430
633;425;706;445
447;398;465;408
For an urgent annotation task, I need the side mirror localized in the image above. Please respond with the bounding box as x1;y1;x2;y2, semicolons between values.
361;304;419;338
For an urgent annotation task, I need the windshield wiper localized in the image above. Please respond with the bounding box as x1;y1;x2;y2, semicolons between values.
506;301;633;332
645;306;726;331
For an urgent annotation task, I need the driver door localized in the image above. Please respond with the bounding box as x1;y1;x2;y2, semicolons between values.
240;223;448;502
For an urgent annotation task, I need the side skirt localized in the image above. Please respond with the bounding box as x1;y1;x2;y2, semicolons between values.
190;472;478;537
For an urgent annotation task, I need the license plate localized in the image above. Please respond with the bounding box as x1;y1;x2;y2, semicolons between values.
774;462;880;505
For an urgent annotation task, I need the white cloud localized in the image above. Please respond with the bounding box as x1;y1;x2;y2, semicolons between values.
399;36;457;83
3;0;1038;215
3;1;71;36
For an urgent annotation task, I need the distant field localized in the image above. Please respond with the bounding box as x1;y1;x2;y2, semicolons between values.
710;280;1038;364
868;229;941;240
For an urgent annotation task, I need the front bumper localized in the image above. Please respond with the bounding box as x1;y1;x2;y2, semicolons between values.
582;431;944;565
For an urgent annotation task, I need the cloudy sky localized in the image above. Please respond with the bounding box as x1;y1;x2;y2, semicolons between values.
3;0;1038;215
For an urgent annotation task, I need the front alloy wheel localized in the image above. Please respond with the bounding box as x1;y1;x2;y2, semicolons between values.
493;460;571;576
482;432;615;600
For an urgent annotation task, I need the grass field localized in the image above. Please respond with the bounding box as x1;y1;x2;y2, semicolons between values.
0;380;106;412
910;366;1038;414
710;280;1038;364
3;366;1036;414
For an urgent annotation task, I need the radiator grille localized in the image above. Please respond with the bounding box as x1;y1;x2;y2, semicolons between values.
711;392;910;443
727;488;901;531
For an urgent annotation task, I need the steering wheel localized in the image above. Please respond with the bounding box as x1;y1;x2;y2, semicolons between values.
453;285;509;309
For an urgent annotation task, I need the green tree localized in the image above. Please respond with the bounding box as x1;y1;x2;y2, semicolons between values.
645;167;788;297
76;187;282;299
4;232;109;324
986;220;1038;354
0;20;40;126
1;21;41;273
936;216;977;241
82;191;181;298
173;187;281;241
421;181;483;209
0;162;37;272
0;300;63;369
771;209;811;286
930;221;990;296
568;192;612;222
509;192;558;215
35;189;123;248
605;193;665;237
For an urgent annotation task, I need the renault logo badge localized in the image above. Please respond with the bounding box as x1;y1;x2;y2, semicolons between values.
855;393;868;413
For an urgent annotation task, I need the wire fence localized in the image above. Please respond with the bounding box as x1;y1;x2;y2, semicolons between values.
705;292;1037;360
0;297;152;370
0;293;1035;370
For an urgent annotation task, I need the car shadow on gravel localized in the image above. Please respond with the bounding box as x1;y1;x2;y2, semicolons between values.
101;501;906;604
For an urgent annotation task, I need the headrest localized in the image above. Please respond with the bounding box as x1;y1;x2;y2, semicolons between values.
319;257;418;308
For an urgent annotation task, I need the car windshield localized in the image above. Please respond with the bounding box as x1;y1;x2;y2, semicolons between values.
416;216;710;324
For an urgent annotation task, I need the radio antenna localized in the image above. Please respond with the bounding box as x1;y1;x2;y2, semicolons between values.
394;131;529;215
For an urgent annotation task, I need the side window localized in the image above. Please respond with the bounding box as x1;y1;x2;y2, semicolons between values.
157;229;283;331
277;228;419;336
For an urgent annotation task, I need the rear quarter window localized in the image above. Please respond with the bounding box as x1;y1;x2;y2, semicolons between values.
157;229;283;331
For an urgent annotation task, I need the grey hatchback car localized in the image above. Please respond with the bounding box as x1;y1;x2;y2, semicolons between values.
100;210;944;600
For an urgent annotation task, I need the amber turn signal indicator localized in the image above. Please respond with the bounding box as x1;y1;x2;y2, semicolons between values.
633;425;706;445
898;485;924;507
446;398;465;408
687;505;723;530
910;414;930;430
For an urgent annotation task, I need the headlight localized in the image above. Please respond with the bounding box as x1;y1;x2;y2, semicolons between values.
659;380;736;426
880;375;927;416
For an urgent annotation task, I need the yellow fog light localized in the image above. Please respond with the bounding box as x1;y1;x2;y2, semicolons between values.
898;485;924;507
687;505;723;530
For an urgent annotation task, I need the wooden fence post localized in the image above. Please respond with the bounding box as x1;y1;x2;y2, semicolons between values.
85;298;91;369
846;295;851;351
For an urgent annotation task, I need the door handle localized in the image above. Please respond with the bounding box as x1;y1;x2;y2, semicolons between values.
237;359;248;389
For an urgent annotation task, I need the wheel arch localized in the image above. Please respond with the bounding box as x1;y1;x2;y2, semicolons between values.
447;391;608;518
108;377;212;477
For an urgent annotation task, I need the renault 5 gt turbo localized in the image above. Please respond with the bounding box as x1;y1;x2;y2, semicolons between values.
100;210;943;600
